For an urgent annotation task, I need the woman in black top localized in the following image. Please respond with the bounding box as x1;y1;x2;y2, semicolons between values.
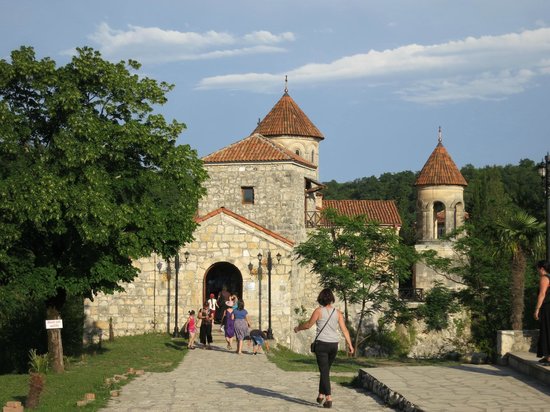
534;260;550;364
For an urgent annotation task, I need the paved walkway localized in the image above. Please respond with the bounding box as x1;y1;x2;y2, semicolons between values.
101;333;550;412
100;337;388;412
364;363;550;411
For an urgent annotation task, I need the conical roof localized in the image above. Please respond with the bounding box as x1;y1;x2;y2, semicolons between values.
252;92;324;140
202;133;317;169
415;133;467;187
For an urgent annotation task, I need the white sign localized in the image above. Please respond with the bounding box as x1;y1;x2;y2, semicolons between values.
246;281;256;291
45;319;63;329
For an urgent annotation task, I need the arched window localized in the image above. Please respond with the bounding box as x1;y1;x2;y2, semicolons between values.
433;201;446;239
295;149;300;156
311;149;315;163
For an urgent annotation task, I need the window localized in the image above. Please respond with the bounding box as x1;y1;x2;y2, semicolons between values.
295;149;301;156
242;187;254;204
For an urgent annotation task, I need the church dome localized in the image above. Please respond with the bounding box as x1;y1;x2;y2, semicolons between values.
415;128;467;187
252;91;324;140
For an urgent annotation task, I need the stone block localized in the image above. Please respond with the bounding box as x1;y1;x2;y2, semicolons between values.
76;400;89;407
3;401;24;412
84;393;95;401
110;390;120;397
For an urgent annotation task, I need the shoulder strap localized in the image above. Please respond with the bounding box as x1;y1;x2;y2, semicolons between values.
313;308;336;342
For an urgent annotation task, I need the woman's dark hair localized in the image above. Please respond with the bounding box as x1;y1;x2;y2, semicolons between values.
536;260;550;272
189;310;195;315
317;288;335;306
238;300;245;310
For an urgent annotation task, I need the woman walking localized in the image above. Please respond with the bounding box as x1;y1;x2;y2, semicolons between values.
221;301;236;350
232;300;251;354
294;288;354;409
198;302;214;349
535;260;550;364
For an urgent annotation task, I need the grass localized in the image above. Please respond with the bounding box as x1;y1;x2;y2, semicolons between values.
0;333;187;411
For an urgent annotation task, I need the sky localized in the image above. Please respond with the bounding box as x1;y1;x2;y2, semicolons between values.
1;0;549;182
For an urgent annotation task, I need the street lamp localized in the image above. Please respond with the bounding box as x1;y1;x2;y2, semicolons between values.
257;253;263;332
173;254;181;337
539;153;550;261
154;260;163;331
173;251;190;338
265;251;282;340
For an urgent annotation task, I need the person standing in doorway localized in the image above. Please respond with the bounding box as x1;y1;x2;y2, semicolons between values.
207;293;219;322
535;260;550;364
198;302;214;349
294;288;354;409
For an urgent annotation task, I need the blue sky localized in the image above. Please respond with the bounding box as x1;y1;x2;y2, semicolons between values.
1;0;549;182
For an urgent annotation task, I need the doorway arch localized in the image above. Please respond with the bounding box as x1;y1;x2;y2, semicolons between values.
204;262;243;322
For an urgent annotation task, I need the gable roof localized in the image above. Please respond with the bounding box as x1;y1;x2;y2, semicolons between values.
202;133;317;169
196;207;295;246
415;141;467;187
322;200;402;226
252;92;324;140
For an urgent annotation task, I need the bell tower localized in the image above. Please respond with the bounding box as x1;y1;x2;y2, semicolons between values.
414;127;468;291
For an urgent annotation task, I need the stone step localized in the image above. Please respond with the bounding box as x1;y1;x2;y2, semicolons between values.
507;351;550;385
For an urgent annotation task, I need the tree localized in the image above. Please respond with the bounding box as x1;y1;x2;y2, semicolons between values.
497;211;544;330
0;47;207;372
294;209;416;354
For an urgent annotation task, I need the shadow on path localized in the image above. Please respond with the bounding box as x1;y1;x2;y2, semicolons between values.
218;381;317;407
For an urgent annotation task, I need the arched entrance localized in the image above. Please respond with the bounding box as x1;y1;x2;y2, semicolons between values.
204;262;243;323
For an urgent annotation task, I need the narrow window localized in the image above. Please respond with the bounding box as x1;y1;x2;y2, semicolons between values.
242;187;254;204
295;149;300;156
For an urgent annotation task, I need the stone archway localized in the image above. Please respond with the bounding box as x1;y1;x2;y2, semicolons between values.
204;262;243;323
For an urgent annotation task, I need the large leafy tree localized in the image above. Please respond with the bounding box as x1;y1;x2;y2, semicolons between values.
0;47;207;372
295;209;416;354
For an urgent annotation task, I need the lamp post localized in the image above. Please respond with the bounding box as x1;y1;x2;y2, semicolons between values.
172;251;190;338
257;253;263;332
154;260;163;331
166;257;171;334
265;251;282;340
539;153;550;262
173;254;181;337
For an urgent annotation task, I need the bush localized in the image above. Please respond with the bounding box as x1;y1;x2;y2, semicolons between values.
416;283;460;331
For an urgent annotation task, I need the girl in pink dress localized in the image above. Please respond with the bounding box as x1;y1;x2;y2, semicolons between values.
183;310;197;349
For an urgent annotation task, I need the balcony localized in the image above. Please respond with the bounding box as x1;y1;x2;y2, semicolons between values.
398;288;424;302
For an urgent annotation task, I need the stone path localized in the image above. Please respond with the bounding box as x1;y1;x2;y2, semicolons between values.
364;363;550;411
100;333;550;412
100;338;389;412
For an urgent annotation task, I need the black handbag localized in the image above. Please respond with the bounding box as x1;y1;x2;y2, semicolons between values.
310;308;335;353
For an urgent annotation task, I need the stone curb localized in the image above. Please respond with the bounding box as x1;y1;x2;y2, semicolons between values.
358;369;423;412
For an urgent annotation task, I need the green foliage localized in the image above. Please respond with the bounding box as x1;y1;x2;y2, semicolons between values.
364;327;413;358
28;349;49;374
416;283;460;331
295;208;417;352
0;334;186;410
0;295;84;373
0;46;207;365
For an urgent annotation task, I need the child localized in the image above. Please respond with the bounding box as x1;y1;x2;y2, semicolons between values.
249;329;270;355
183;310;197;349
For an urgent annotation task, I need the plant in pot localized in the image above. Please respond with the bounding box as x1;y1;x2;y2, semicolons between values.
26;349;49;409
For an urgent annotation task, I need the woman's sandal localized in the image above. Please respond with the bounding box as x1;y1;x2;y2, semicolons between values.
316;396;324;404
323;400;332;408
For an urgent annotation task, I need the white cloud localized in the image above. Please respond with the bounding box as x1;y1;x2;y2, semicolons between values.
87;23;294;63
197;27;550;103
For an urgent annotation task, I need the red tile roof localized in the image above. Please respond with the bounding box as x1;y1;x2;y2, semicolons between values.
415;142;467;186
322;200;402;226
202;133;317;169
252;92;324;139
196;207;294;246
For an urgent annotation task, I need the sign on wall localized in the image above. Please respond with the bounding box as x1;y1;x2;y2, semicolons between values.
45;319;63;329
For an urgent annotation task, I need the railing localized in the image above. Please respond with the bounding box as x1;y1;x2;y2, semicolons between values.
305;211;322;228
398;288;424;302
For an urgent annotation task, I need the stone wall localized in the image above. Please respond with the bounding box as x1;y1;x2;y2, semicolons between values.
199;162;317;243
